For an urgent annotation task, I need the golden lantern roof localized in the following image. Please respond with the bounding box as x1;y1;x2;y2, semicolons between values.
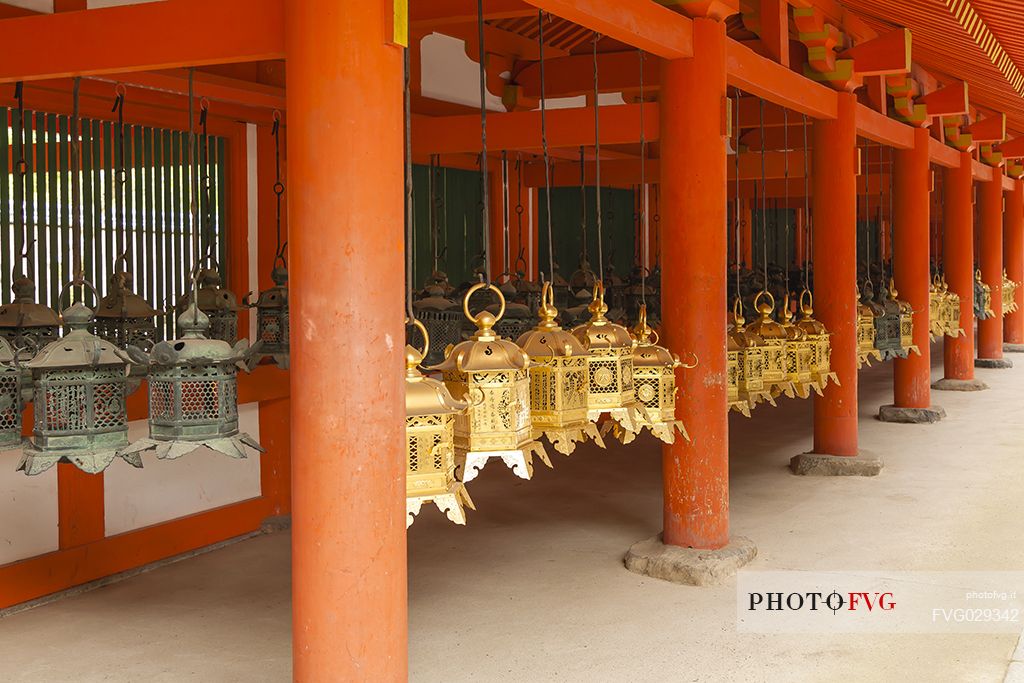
889;279;913;315
432;286;530;373
516;284;586;358
728;299;764;348
778;295;806;341
630;307;677;369
405;342;465;418
570;282;634;351
795;290;827;336
745;290;787;340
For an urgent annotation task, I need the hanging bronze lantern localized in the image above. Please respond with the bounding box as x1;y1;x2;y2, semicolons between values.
611;304;692;444
570;282;643;435
514;274;543;314
728;299;774;410
118;302;262;462
19;285;138;475
857;282;882;368
412;285;463;368
744;290;794;399
93;256;160;350
975;269;994;320
795;289;839;391
872;279;904;361
245;258;290;369
778;293;819;398
888;279;920;357
176;260;239;344
0;272;60;351
515;283;603;455
434;283;550;483
0;336;22;449
490;281;536;341
403;319;473;527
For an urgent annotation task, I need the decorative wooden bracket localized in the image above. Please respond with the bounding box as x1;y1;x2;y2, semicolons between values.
658;0;741;21
967;114;1007;144
942;116;974;152
918;82;969;118
887;75;927;125
838;29;911;77
997;135;1024;160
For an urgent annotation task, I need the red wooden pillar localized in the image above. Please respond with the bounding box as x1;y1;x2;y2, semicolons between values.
943;153;976;379
812;93;858;456
286;0;407;680
1004;179;1024;344
978;166;1005;360
660;17;729;550
892;127;933;409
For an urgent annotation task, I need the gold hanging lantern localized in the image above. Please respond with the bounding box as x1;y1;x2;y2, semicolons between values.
857;282;882;368
570;282;644;435
435;283;550;483
611;304;692;444
404;320;473;528
744;290;795;399
515;283;603;455
777;293;820;398
1002;270;1018;316
941;276;965;338
728;299;774;411
727;334;751;417
794;289;839;391
929;275;944;340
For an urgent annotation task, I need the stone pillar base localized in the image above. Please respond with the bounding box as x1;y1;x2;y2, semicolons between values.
1003;343;1024;353
790;451;883;477
877;404;946;424
932;377;989;391
623;534;756;586
260;515;292;533
976;358;1013;369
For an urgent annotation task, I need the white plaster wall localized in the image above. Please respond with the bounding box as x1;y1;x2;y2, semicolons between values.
0;447;59;565
104;403;262;536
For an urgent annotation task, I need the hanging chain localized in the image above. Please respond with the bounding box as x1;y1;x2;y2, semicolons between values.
404;47;415;320
759;99;768;288
13;82;27;272
187;70;199;269
639;49;647;307
878;142;885;282
514;153;526;275
200;97;215;260
802;114;811;291
112;84;127;265
70;78;83;285
272;110;286;263
579;145;587;265
501;150;510;275
538;10;555;284
476;0;490;283
735;92;742;297
592;32;604;282
783;108;790;295
888;145;895;276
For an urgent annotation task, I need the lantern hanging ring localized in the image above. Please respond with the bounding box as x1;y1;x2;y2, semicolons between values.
463;282;506;324
406;317;430;363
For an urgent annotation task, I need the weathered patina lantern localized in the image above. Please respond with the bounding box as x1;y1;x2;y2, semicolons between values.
246;258;290;369
571;282;643;435
119;303;262;462
889;280;919;357
490;281;536;341
794;290;839;392
611;304;692;444
744;290;794;399
728;300;774;410
872;280;905;361
19;288;138;475
403;320;473;528
778;293;819;398
176;261;239;344
435;283;550;482
412;285;462;367
857;282;882;368
975;269;995;321
0;272;60;351
93;258;160;350
515;283;603;455
0;336;22;449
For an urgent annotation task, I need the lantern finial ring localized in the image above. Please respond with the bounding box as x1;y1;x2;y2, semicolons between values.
462;282;505;325
407;317;430;363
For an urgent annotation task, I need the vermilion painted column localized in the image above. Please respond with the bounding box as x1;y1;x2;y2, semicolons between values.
978;166;1005;359
660;17;728;550
1004;179;1024;343
892;127;932;408
286;1;407;680
812;93;858;456
943;153;975;379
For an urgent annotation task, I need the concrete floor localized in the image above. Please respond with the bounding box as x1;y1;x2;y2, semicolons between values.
1;345;1022;682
